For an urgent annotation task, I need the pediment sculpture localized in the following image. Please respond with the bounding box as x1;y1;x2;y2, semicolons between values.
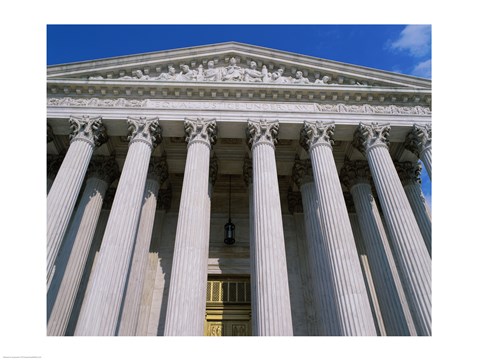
88;57;365;86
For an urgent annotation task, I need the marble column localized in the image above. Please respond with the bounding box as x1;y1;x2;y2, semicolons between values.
353;122;431;336
395;161;432;256
287;187;320;336
405;124;432;180
75;117;162;336
47;154;64;195
300;121;377;336
142;186;172;336
163;118;217;336
346;203;386;336
247;119;293;336
291;157;337;336
47;156;119;336
47;116;107;285
243;156;257;334
65;188;115;335
118;156;168;335
340;160;417;336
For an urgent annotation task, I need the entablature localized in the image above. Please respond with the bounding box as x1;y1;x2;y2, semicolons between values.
47;99;431;143
47;79;431;108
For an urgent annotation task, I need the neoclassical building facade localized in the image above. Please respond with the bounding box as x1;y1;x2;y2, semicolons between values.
46;42;432;336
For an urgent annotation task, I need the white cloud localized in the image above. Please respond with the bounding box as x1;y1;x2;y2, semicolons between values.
390;25;431;57
412;59;432;78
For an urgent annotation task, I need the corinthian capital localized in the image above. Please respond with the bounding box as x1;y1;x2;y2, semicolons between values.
127;117;162;149
394;160;422;186
246;119;279;149
69;115;108;147
353;122;391;155
148;154;169;185
404;124;432;158
300;121;335;151
291;156;313;187
184;118;217;148
87;156;120;185
340;159;371;190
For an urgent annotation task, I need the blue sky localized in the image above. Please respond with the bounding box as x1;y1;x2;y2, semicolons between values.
47;24;432;78
47;25;432;206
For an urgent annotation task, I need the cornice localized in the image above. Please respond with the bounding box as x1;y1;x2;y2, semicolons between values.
47;79;431;107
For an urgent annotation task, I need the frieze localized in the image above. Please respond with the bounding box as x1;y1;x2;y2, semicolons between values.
47;97;431;115
85;57;351;86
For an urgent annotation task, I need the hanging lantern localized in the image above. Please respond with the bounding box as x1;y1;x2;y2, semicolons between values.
224;175;235;245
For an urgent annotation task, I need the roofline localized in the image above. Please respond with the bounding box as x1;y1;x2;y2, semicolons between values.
47;41;431;87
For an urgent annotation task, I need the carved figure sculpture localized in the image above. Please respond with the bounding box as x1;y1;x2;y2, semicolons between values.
156;66;177;81
261;65;270;82
176;64;196;81
222;57;244;81
196;64;204;82
244;61;264;82
292;70;310;84
271;68;290;84
201;60;220;81
314;75;331;85
120;69;149;80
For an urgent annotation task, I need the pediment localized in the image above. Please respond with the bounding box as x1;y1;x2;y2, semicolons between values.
47;42;431;90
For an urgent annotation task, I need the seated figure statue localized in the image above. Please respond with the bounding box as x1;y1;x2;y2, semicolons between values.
271;68;290;84
222;57;244;81
244;61;264;82
120;69;149;80
292;70;310;84
88;74;104;80
176;64;196;81
314;75;331;85
203;60;222;81
156;66;177;81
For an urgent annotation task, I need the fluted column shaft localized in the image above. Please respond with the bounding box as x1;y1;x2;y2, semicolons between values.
47;116;107;285
354;122;431;335
301;121;377;336
48;176;109;336
139;187;171;336
243;157;257;333
118;178;160;335
300;181;343;335
396;161;432;256
247;119;293;336
292;159;337;335
164;118;216;336
420;148;432;179
75;117;161;336
348;179;417;335
347;212;386;336
404;182;432;255
47;154;63;195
